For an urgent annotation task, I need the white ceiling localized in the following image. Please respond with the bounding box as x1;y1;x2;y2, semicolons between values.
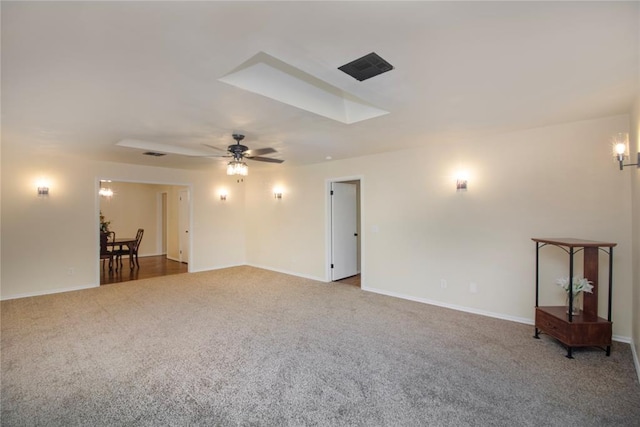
2;1;638;171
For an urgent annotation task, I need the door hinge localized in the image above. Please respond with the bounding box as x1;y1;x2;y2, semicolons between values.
331;264;334;268
330;190;334;195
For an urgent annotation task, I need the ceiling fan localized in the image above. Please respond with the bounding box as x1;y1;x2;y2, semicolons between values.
203;134;284;176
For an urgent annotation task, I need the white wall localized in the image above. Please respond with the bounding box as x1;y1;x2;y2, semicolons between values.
244;168;327;280
0;145;245;299
246;115;634;338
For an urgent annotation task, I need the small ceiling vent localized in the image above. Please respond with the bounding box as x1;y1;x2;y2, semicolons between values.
143;151;166;157
338;52;394;82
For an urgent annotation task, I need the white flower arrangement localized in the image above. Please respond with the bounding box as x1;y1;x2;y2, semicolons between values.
556;276;594;294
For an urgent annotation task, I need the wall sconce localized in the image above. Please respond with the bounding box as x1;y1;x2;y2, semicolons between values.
274;187;283;199
455;172;468;192
36;179;50;197
219;190;228;201
612;132;639;170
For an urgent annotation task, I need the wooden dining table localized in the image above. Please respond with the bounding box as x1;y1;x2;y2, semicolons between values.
107;237;137;269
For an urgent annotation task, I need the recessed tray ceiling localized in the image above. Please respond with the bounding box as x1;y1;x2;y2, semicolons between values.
218;52;389;124
116;139;215;157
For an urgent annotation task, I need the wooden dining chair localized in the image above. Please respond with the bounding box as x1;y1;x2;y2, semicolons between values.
100;231;116;271
114;228;144;270
130;228;144;268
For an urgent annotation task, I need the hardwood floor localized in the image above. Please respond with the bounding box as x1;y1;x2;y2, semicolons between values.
102;257;356;287
100;255;188;285
335;274;361;287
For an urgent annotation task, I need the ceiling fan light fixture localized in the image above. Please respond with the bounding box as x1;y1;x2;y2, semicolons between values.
227;160;248;176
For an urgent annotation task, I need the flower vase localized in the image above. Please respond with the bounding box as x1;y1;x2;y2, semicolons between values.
566;292;581;315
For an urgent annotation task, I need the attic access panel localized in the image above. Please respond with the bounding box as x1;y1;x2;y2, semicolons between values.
338;52;394;82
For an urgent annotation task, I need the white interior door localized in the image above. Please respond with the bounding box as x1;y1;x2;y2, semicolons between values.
178;190;190;264
331;182;358;281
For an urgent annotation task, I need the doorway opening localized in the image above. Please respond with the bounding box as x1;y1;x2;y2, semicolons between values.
329;178;362;287
98;180;191;285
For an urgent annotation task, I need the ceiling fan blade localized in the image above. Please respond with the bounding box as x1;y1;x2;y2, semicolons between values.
247;156;284;163
189;154;231;158
245;147;276;156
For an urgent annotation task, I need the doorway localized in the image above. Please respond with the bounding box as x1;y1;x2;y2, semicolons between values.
329;179;361;285
98;180;191;285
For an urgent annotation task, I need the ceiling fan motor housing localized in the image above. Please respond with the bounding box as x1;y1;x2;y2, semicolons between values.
229;143;249;160
229;134;248;160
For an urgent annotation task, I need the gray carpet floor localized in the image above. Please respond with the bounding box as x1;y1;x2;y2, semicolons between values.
2;266;639;426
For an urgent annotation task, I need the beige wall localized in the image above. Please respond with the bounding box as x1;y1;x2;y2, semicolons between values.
246;115;633;338
1;145;246;298
101;182;165;257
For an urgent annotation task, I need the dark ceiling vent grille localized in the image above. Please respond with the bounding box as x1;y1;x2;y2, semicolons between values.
143;151;166;157
338;52;394;82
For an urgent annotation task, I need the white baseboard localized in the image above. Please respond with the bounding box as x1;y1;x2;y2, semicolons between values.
189;263;244;273
613;334;632;344
363;285;532;325
1;283;98;301
119;252;164;259
362;285;632;343
246;263;325;282
632;339;640;384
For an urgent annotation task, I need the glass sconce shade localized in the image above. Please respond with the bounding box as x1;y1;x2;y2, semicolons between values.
613;133;629;162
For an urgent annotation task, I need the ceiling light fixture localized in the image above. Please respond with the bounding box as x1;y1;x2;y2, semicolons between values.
227;160;248;176
99;180;113;198
99;187;114;197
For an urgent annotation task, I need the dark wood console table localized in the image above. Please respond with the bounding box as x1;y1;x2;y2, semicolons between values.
532;238;616;358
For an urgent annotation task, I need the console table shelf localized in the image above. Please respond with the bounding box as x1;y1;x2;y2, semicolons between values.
532;238;616;358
